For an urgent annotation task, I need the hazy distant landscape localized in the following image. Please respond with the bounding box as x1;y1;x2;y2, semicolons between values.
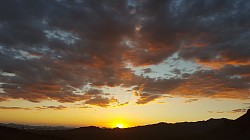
1;109;250;140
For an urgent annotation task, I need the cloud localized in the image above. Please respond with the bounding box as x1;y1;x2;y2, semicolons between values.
142;68;153;74
131;77;185;104
85;96;118;108
0;106;31;110
0;0;249;106
35;105;67;110
136;94;162;105
77;106;92;109
118;102;129;107
184;99;199;103
208;107;250;114
208;110;225;114
172;65;250;99
0;105;67;110
230;107;250;113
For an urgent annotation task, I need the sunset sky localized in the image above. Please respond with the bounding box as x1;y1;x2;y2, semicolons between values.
0;0;249;128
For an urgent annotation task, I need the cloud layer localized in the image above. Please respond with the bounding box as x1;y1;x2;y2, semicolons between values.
0;0;249;107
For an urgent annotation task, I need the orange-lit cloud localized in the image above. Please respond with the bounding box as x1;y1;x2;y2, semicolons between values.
0;0;249;107
136;94;162;105
85;96;118;108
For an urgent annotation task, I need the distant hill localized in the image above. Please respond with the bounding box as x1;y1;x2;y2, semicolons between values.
0;125;64;140
0;123;70;130
1;110;250;140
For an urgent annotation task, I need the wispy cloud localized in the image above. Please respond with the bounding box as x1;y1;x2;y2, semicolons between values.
184;99;199;103
35;105;67;110
208;106;250;114
0;106;31;110
230;107;250;113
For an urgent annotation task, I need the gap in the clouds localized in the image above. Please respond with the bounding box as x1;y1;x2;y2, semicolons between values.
16;50;41;60
0;71;16;77
0;45;41;60
44;29;80;45
126;52;210;79
0;82;5;94
0;72;17;94
99;86;138;106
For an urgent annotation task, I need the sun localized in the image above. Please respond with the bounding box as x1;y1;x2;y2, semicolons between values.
115;123;124;128
111;118;128;128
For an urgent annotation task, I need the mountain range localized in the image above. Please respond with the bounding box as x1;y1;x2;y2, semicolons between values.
1;109;250;140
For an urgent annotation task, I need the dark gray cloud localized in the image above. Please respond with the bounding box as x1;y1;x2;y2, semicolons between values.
0;0;249;106
172;65;250;99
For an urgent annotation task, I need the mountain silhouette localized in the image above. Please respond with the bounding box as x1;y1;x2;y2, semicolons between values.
1;109;249;140
235;109;250;124
194;109;250;140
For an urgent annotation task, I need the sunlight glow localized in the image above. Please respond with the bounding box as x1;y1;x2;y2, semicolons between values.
110;119;128;128
115;123;125;128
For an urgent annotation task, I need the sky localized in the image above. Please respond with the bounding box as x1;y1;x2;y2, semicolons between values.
0;0;249;128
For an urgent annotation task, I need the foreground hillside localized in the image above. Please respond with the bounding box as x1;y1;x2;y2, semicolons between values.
1;109;250;140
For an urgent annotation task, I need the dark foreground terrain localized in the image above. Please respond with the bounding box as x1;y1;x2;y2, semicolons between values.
1;109;250;140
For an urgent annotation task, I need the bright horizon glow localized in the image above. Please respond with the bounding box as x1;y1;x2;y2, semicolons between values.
0;0;249;129
115;123;125;128
110;118;129;128
0;98;248;128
